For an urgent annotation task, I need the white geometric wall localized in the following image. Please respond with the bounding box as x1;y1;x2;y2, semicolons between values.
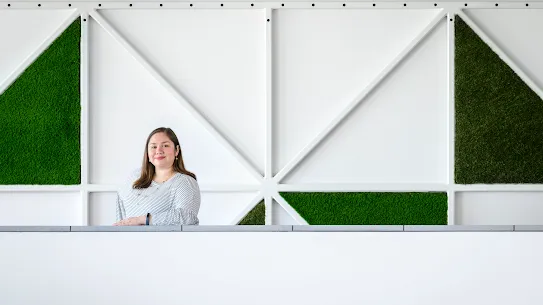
1;1;543;226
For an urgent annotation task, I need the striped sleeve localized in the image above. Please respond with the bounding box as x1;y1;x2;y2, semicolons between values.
115;194;126;222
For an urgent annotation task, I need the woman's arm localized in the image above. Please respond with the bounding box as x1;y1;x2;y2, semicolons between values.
115;193;126;222
149;176;200;226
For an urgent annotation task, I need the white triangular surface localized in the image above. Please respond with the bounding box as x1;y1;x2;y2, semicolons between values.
100;9;266;173
273;9;443;175
0;9;75;89
284;21;448;183
89;18;259;185
465;9;543;90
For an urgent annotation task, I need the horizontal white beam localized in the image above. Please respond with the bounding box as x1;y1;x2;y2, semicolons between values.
0;184;261;193
277;183;449;192
1;2;543;10
5;184;543;193
0;185;82;192
454;184;543;192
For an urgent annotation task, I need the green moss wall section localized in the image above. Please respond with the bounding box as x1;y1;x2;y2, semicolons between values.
0;19;81;184
280;192;447;225
455;17;543;184
238;201;265;225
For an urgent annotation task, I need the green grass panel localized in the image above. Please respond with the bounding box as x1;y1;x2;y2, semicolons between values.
0;19;81;184
238;201;265;225
455;17;543;184
280;192;447;225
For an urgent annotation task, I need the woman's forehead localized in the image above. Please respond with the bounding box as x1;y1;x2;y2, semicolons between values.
149;133;172;143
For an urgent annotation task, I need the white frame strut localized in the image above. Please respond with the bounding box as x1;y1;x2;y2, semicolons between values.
1;1;543;226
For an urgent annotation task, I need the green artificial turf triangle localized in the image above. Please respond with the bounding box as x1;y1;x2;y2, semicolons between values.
0;18;81;184
455;16;543;184
238;201;265;225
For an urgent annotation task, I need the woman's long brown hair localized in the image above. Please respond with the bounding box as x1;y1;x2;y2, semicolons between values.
133;127;196;189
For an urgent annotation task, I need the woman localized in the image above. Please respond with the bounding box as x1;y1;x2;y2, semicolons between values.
114;127;200;226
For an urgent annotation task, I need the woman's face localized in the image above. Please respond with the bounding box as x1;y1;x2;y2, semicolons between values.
148;132;178;170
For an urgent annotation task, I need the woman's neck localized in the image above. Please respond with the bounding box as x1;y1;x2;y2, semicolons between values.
154;168;175;183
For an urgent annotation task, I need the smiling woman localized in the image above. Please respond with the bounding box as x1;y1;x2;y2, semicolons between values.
114;127;201;226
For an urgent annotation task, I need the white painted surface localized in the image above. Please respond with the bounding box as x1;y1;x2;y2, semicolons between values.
199;192;260;224
284;19;448;183
0;9;74;89
1;232;543;305
1;6;543;226
456;192;543;225
89;17;259;186
0;192;80;225
100;9;266;174
272;9;441;176
464;9;543;90
89;192;116;225
272;199;298;225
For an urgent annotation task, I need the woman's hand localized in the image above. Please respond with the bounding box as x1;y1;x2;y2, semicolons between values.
113;215;146;226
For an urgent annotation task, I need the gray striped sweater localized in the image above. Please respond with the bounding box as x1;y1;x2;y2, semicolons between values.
116;170;200;225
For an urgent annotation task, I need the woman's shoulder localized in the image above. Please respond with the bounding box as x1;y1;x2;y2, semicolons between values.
171;172;199;190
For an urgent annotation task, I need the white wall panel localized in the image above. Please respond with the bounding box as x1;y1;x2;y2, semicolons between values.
464;9;543;90
200;192;259;225
456;192;543;225
89;192;116;225
285;20;448;184
0;9;74;88
272;199;298;225
100;9;266;174
0;192;80;225
272;9;441;175
3;232;543;305
89;18;259;186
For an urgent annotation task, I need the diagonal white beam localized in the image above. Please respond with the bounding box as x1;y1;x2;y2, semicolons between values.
0;10;80;95
272;192;309;225
90;10;263;182
273;10;447;183
230;192;264;225
457;10;543;101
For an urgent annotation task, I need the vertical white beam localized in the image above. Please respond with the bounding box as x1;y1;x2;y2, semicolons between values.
80;12;89;225
447;12;456;225
265;8;273;180
265;195;272;225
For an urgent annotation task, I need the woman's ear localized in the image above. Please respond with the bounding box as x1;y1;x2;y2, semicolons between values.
176;145;180;157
